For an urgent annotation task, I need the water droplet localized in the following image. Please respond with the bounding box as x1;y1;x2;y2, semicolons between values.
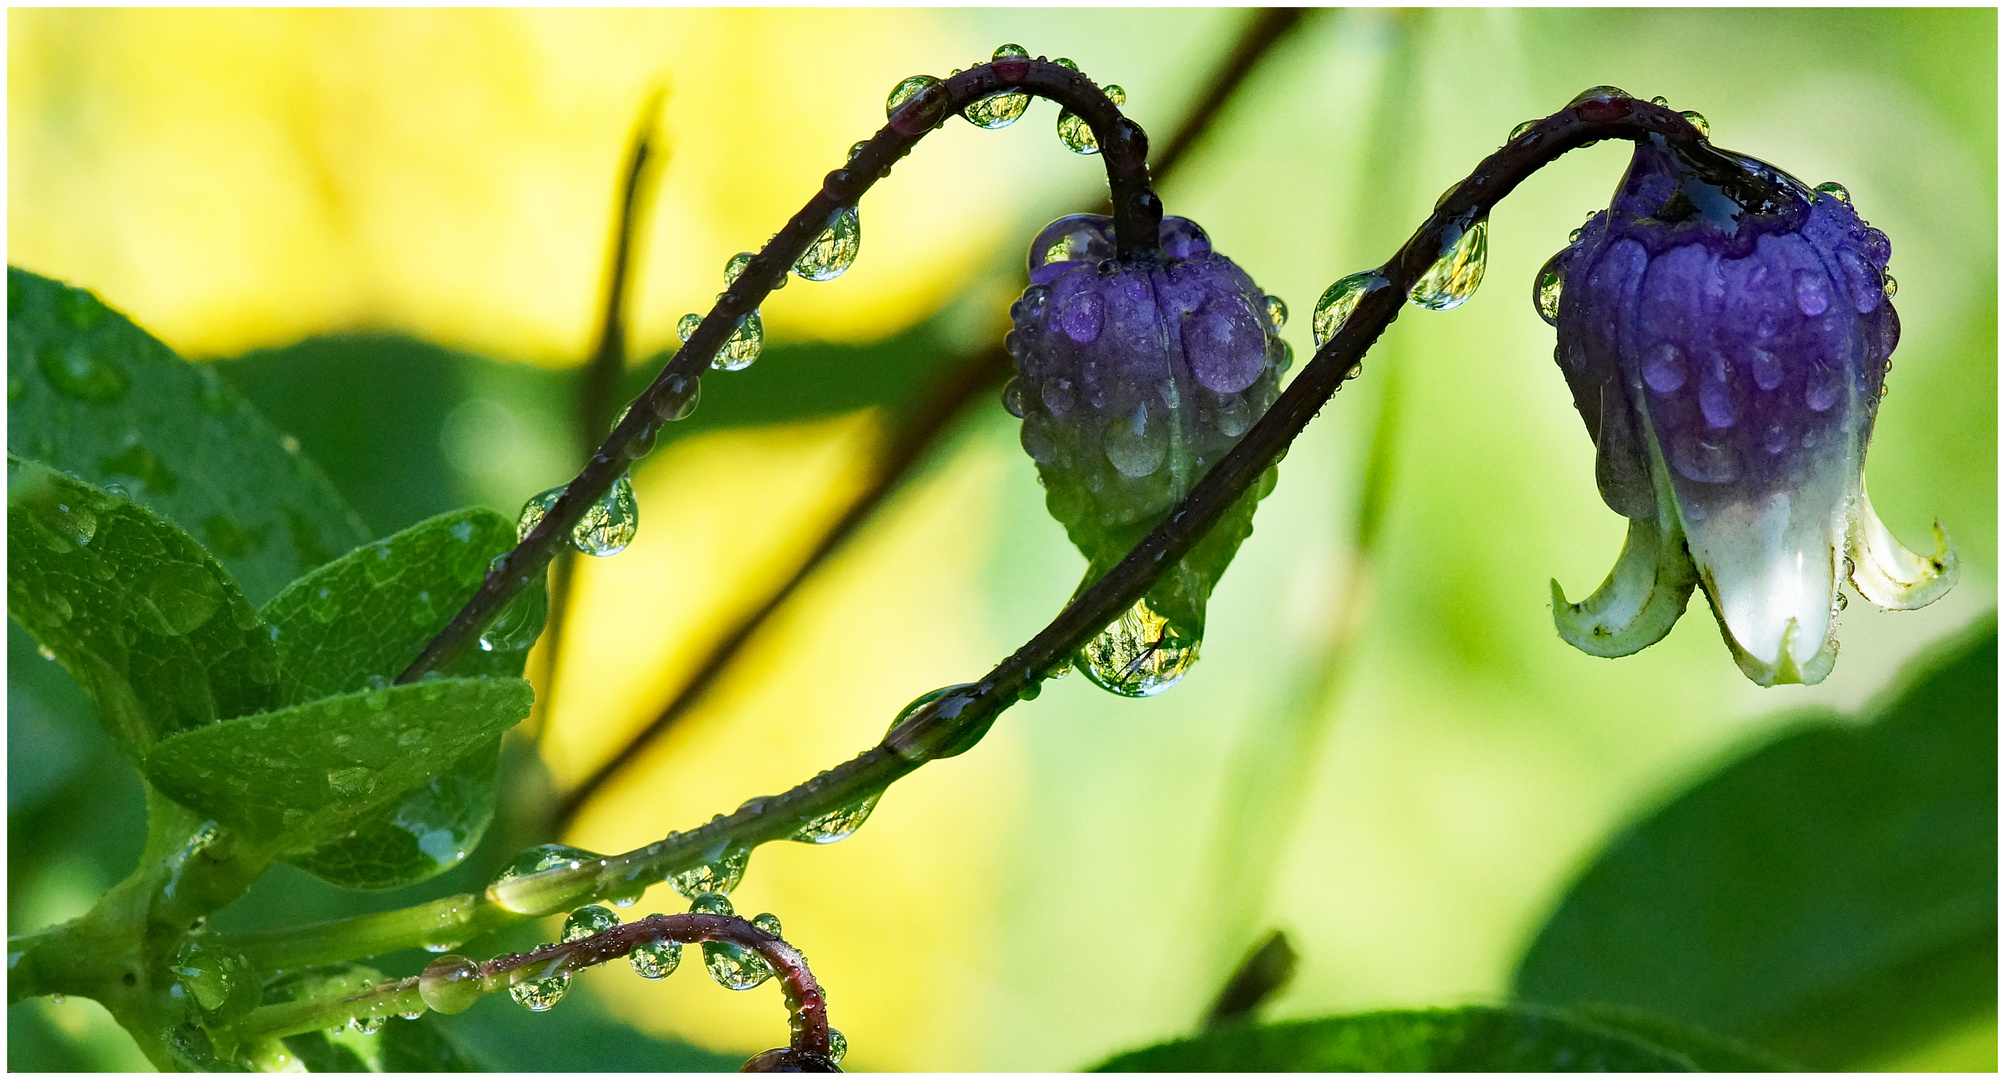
885;74;940;121
1509;119;1537;141
1764;423;1789;455
794;206;861;282
964;46;1031;128
1805;366;1843;412
789;793;880;844
671;846;750;899
1056;84;1124;155
509;954;569;1012
715;311;765;371
349;1015;385;1035
571;474;639;557
1680;110;1710;138
1568;85;1632;107
1264;295;1288;331
36;643;56;661
517;485;563;541
1001;378;1030;419
722;251;781;290
631;924;682;980
38;342;128;403
479;558;547;654
651;373;702;423
701;913;776;990
562;905;621;943
1642;343;1687;393
1311;270;1383;347
327;767;374;797
1793;268;1830;317
1079;596;1201;697
492;843;599;890
1814;181;1851;205
1534;251;1566;326
1749;348;1783;391
677;312;702;342
1104;404;1168;478
1410;218;1487;311
1881;272;1897;300
1059;291;1105;344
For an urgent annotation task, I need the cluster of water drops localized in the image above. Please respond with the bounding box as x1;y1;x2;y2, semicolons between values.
884;45;1126;156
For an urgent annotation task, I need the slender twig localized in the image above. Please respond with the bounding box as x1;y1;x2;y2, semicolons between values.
236;913;832;1064
531;89;668;742
259;93;1707;960
553;9;1311;828
399;59;1160;684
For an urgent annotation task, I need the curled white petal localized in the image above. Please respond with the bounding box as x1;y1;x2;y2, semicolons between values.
1552;512;1697;657
1847;487;1958;610
1686;488;1844;686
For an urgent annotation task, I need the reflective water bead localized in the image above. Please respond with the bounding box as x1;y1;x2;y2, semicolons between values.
1311;269;1383;346
789;792;880;844
690;891;734;916
827;1029;849;1065
676;312;702;342
794;206;861;282
1264;294;1288;331
1568;85;1632;106
570;474;639;557
1409;218;1487;311
631;921;683;980
1680;110;1711;138
1882;272;1897;300
516;485;564;542
509;958;569;1012
885;74;940;119
1534;250;1567;326
1649;95;1670;106
723;251;780;290
652;373;701;423
1078;596;1202;697
479;558;547;654
349;1015;385;1035
703;912;778;991
492;843;599;887
418;954;484;1015
670;846;751;899
1814;181;1851;205
562;905;621;942
752;912;782;937
1509;119;1538;141
1056;83;1124;155
713;310;764;371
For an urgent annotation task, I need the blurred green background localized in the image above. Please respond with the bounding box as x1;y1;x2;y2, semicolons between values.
8;8;1995;1071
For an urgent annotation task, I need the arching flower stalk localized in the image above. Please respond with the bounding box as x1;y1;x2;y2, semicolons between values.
1542;112;1956;685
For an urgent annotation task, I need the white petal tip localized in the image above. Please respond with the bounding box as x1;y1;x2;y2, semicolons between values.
1553;516;1697;658
1849;497;1959;611
1722;615;1838;687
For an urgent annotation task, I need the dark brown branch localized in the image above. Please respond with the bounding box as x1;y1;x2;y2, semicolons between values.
400;59;1158;684
552;10;1312;827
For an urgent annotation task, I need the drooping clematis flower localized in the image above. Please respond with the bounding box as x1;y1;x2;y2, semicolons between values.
1004;213;1289;696
1542;131;1956;686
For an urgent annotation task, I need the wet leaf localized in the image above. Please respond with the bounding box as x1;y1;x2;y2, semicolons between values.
1090;1005;1699;1071
7;267;370;605
1514;614;1997;1067
377;1015;487;1072
256;506;534;888
7;458;278;759
143;677;532;851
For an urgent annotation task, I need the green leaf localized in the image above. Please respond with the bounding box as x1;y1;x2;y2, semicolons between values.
1089;1005;1698;1071
1513;613;1997;1068
143;677;533;852
7;458;279;759
377;1015;486;1072
7;267;369;605
261;507;528;703
257;506;536;889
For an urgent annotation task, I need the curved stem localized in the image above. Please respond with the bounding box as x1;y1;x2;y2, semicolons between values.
553;10;1309;829
236;913;831;1062
398;59;1157;683
272;92;1704;960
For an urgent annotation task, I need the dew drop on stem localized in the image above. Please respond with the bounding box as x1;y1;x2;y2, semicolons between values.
1409;217;1487;311
794;206;861;282
1079;596;1201;697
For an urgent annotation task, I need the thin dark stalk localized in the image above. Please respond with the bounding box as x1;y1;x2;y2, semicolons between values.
553;10;1311;827
237;913;831;1064
531;90;667;740
399;59;1159;684
274;94;1706;957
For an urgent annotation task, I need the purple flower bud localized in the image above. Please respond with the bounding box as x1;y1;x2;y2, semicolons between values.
1005;213;1289;694
1546;135;1956;685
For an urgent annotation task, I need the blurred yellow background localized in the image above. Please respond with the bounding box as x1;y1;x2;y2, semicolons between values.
11;8;1995;1071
